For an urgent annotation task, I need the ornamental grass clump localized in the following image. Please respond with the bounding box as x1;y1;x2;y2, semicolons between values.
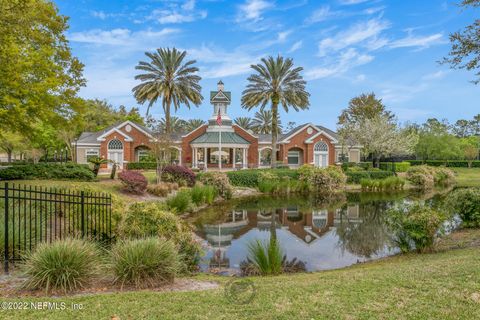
22;239;102;293
110;237;180;289
166;189;192;213
387;204;449;253
190;184;218;205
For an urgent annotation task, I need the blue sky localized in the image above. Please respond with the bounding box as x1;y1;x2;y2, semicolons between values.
57;0;479;129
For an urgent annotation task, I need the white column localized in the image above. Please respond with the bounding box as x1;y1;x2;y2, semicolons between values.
243;148;247;169
179;149;182;165
192;148;197;168
219;146;222;170
204;147;207;171
232;148;236;170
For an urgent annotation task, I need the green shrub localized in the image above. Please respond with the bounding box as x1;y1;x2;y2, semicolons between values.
166;189;192;213
406;165;435;189
119;202;201;273
345;170;394;184
110;237;180;288
126;162;157;170
22;239;102;293
406;165;455;189
433;167;456;185
0;163;95;181
120;202;180;238
226;169;299;187
387;204;448;253
445;188;480;227
190;184;217;205
199;171;233;199
298;165;347;193
407;160;480;168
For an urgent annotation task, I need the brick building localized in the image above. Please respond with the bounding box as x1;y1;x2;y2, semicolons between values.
74;81;362;169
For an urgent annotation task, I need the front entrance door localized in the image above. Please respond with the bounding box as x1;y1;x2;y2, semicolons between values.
108;151;123;169
314;153;328;168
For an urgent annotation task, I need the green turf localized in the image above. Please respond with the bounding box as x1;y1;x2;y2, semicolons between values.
1;245;479;320
453;168;480;187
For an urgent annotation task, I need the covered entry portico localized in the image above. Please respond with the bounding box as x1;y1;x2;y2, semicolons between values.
190;132;250;170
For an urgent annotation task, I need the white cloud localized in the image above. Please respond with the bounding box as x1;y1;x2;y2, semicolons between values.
68;28;179;46
237;0;274;22
287;41;303;53
339;0;370;5
305;6;336;24
187;45;261;78
91;10;107;20
146;0;207;24
306;48;374;80
389;33;444;49
422;70;448;80
318;18;390;56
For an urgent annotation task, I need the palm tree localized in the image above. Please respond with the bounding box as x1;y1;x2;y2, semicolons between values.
159;116;187;133
234;117;254;131
252;110;283;134
132;48;203;137
185;119;206;132
241;56;310;167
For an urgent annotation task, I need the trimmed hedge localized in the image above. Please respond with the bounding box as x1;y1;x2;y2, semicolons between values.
0;163;95;181
127;162;157;170
346;170;394;184
407;160;480;168
379;162;411;172
226;169;299;187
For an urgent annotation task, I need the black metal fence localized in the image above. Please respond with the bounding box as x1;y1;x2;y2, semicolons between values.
1;183;112;273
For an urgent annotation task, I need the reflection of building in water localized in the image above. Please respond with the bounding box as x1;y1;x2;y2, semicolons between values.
198;205;360;268
334;205;362;225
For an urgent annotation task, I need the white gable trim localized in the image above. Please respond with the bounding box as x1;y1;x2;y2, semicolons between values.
232;125;257;139
211;91;230;102
279;123;317;143
97;128;133;142
182;124;208;138
304;129;338;144
118;120;154;139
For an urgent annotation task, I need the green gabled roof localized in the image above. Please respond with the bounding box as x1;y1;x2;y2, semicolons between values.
191;131;250;145
210;90;231;102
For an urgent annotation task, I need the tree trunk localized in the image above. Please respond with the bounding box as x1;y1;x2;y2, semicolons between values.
7;150;12;163
271;103;279;168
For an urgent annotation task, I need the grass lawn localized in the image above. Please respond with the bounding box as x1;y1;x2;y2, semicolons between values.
453;168;480;187
1;231;480;320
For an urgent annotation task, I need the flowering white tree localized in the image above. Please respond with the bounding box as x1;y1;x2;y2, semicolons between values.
351;114;418;167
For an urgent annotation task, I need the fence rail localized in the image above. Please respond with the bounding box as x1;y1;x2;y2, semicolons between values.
1;183;112;273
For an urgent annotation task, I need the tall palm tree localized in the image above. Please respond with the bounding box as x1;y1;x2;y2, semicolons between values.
159;116;187;133
241;55;310;167
132;48;203;137
234;117;254;131
252;110;283;134
185;119;206;132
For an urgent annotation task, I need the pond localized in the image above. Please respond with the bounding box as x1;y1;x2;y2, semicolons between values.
191;189;453;274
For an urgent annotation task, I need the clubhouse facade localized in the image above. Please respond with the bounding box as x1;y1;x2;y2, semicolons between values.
74;81;362;170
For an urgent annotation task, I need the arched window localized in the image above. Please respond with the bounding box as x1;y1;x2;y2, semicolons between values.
108;139;123;150
314;141;328;152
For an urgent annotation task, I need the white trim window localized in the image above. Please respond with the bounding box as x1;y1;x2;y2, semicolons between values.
314;141;329;168
137;150;150;162
336;151;349;163
287;150;300;165
86;149;99;162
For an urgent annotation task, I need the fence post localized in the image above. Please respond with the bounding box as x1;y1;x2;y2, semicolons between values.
4;183;9;274
80;191;85;238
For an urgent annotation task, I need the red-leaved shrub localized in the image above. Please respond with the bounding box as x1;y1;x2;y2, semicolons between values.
162;165;196;187
118;170;148;194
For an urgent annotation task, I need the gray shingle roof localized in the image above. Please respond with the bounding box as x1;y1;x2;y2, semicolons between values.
279;123;339;142
210;91;231;102
191;132;250;145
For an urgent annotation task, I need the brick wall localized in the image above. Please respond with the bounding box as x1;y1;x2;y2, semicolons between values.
181;125;208;166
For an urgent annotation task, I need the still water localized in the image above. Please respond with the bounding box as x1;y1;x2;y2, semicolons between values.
191;190;451;274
